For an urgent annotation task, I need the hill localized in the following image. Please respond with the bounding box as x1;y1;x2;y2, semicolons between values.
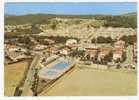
4;12;137;28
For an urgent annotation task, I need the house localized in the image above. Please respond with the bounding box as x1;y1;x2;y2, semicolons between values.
98;47;111;63
66;39;77;48
113;40;125;62
6;44;20;52
84;44;98;61
60;48;70;55
113;48;124;62
114;40;125;49
6;48;29;62
49;47;59;54
34;44;47;51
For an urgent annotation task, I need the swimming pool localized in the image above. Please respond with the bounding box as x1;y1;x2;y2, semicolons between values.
38;59;75;80
50;61;72;70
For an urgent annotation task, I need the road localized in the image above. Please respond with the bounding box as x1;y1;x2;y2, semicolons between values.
21;54;41;96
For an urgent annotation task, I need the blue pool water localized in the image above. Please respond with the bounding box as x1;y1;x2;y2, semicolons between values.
40;60;73;77
44;70;57;76
50;61;71;70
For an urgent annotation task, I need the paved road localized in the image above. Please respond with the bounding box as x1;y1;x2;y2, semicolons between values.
21;54;41;96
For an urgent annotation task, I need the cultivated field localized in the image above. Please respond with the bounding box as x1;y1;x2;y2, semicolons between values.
40;67;137;96
4;61;29;96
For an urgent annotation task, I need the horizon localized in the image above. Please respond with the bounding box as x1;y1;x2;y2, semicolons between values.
5;2;137;16
5;11;137;16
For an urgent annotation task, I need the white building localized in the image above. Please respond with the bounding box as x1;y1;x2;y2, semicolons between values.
60;49;70;55
34;44;47;51
66;39;77;47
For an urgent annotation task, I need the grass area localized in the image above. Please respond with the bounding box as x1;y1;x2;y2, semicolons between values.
4;61;29;96
39;67;136;96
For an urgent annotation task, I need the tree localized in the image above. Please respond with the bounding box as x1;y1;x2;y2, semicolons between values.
121;52;127;63
120;35;137;45
104;51;113;63
31;24;41;34
50;20;58;30
91;36;113;43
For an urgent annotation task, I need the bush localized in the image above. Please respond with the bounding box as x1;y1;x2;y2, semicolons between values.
91;36;113;43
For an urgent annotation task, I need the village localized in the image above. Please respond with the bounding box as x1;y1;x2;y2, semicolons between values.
4;17;137;96
5;37;137;68
5;18;137;70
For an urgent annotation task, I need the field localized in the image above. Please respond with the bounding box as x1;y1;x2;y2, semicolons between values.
40;67;137;96
4;60;137;96
4;61;29;96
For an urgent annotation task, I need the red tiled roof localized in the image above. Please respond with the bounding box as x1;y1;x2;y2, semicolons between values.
114;50;123;55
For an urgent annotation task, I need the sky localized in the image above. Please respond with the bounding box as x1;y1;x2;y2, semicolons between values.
5;2;137;15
